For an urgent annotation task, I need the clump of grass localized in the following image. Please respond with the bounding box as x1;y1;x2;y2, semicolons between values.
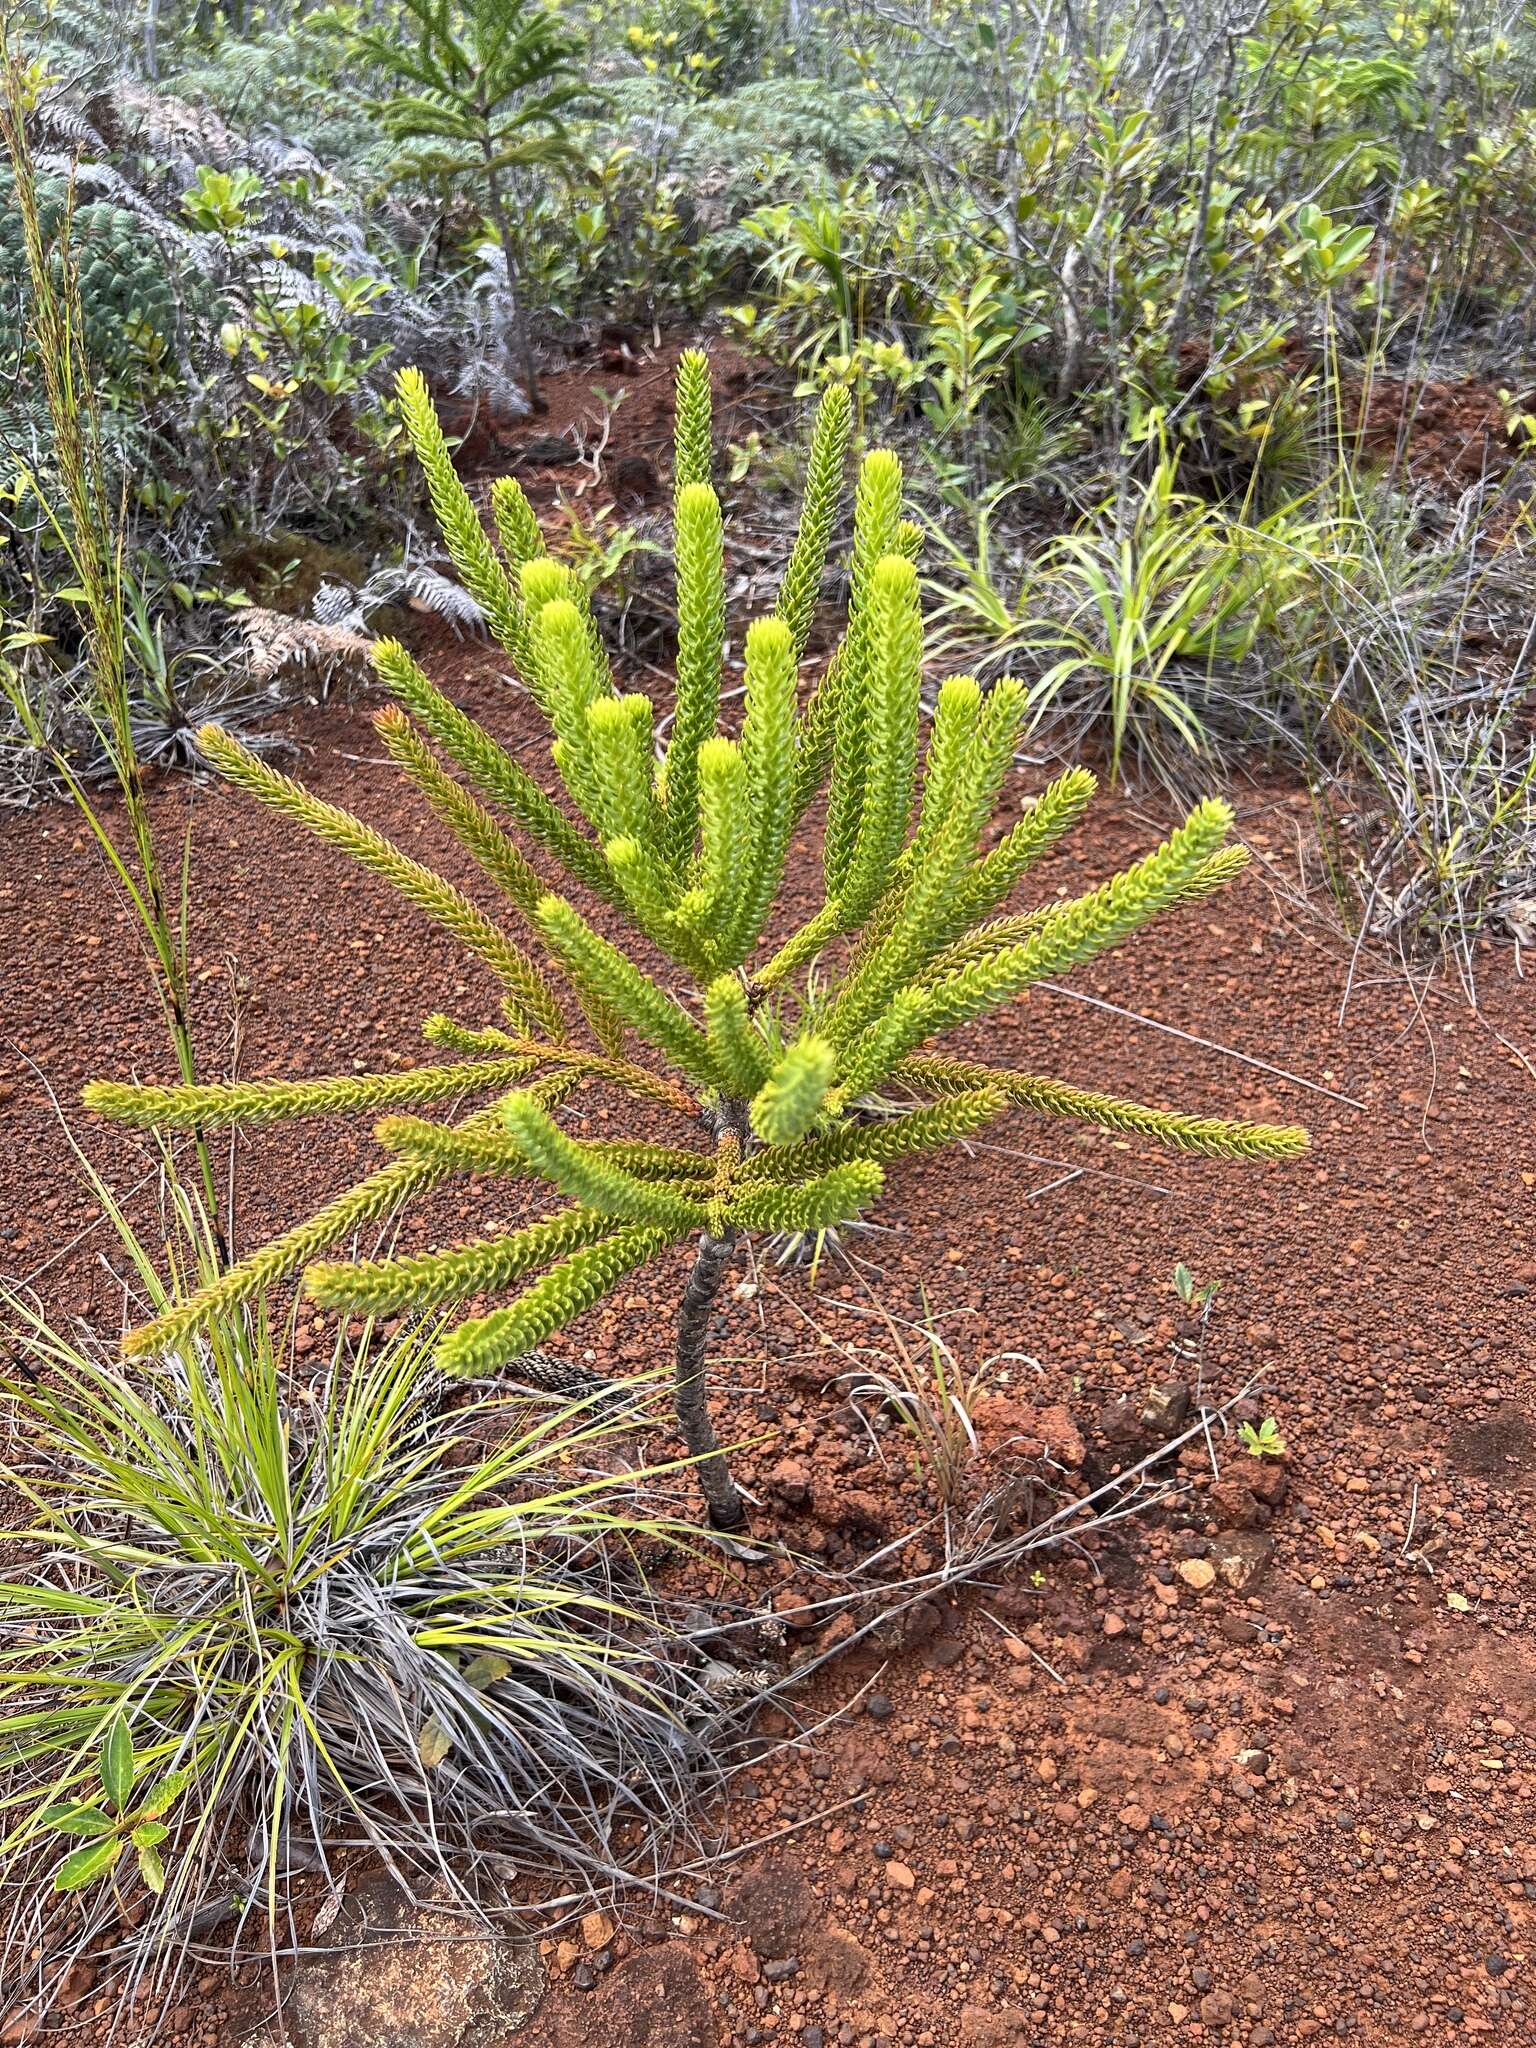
1279;473;1536;986
831;1297;1034;1506
0;1234;747;2020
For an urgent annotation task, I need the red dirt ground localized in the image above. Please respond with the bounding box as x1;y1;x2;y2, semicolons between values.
1;352;1534;2048
1357;372;1524;493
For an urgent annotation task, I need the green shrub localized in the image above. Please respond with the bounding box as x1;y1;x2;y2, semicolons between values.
85;352;1309;1530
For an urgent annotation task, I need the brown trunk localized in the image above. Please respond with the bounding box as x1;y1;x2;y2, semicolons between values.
673;1228;747;1531
483;162;541;411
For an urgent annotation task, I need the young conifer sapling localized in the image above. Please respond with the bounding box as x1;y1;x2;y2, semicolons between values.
86;353;1308;1531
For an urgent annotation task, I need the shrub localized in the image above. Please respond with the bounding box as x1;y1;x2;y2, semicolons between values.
350;0;588;405
85;352;1309;1530
1020;449;1323;780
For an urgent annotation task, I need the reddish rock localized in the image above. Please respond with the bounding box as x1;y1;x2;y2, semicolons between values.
1210;1476;1261;1528
765;1456;813;1507
1247;1459;1289;1506
1035;1402;1086;1469
1214;1530;1275;1590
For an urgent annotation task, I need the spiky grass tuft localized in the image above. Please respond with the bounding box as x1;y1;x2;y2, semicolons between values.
0;1293;753;2016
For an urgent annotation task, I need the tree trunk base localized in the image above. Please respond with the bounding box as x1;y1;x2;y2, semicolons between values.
674;1229;748;1532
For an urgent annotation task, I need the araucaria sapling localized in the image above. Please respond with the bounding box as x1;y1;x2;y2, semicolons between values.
86;353;1308;1530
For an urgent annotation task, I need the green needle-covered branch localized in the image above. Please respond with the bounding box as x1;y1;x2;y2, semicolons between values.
117;1095;525;1359
673;347;714;494
740;1087;1005;1184
664;481;726;867
82;1059;540;1130
727;1159;885;1234
306;1206;620;1315
437;1226;680;1377
371;637;619;908
750;1035;837;1145
703;976;770;1097
375;706;547;921
774;382;852;660
194;724;567;1040
395;366;529;671
501;1092;708;1229
893;1057;1309;1160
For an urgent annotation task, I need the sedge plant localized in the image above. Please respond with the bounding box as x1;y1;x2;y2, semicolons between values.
85;351;1309;1531
0;1173;732;2010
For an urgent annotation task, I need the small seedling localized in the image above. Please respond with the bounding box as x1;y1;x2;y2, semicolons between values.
1172;1262;1219;1309
1238;1416;1286;1458
1171;1261;1222;1397
36;1719;188;1896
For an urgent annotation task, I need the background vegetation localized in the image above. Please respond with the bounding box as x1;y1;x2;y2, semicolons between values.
4;0;1533;973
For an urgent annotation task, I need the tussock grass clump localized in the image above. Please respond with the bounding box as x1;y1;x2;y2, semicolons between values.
0;1281;744;2014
